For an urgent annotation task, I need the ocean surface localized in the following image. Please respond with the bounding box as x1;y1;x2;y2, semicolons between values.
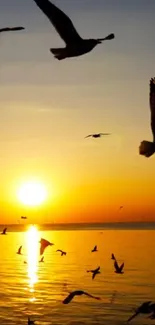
0;223;155;325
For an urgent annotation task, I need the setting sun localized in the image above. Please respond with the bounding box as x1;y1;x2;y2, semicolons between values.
18;181;47;206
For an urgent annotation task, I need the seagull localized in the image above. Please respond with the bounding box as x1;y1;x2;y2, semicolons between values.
39;256;44;262
113;257;124;274
111;253;115;260
119;206;123;210
92;245;98;252
0;27;25;33
21;216;27;220
56;249;66;256
1;227;7;235
139;78;155;157
40;238;54;255
63;290;101;304
28;317;35;325
33;0;115;60
87;266;101;280
85;133;110;139
127;301;153;322
17;246;22;255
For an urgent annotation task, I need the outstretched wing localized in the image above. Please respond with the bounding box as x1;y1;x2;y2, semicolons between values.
85;135;92;138
84;291;101;300
114;259;119;272
100;133;111;136
63;291;76;304
33;0;82;44
150;78;155;140
119;262;124;272
0;27;24;33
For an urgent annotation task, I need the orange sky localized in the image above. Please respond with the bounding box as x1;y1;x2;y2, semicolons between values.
0;0;155;224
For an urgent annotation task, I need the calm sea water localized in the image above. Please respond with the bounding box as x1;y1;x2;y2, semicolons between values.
0;224;155;325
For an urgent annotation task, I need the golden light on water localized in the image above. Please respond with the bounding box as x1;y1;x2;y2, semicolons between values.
18;181;47;206
26;225;39;292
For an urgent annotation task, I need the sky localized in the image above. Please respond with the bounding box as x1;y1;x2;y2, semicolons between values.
0;0;155;224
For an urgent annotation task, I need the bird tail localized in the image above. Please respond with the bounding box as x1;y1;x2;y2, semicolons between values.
139;140;155;158
50;48;67;60
98;33;115;41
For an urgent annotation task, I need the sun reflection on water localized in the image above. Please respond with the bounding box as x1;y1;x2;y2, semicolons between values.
26;225;39;295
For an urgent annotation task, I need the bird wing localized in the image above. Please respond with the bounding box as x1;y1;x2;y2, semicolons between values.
63;291;76;304
83;291;101;300
85;135;92;138
100;133;111;136
119;262;124;272
56;249;61;252
92;272;96;280
0;27;24;33
114;259;119;272
33;0;82;45
111;253;115;260
40;238;52;255
127;312;139;322
150;78;155;140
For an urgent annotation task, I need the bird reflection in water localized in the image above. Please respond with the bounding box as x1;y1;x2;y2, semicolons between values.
26;225;39;301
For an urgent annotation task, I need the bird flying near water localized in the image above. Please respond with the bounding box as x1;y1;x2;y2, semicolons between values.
56;249;67;256
32;0;115;60
113;256;124;274
139;78;155;157
91;245;98;252
1;227;7;235
21;216;27;220
85;133;110;139
87;266;101;280
127;301;153;322
17;246;22;255
63;290;101;304
39;256;44;263
0;27;25;33
40;238;54;255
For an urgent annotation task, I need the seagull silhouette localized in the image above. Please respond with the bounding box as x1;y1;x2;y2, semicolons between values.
1;227;7;235
56;249;66;256
113;256;124;274
91;245;98;252
119;206;123;210
28;317;35;325
0;27;25;33
33;0;115;60
139;78;155;157
63;290;101;304
87;266;101;280
21;216;27;219
39;256;44;263
85;133;110;139
40;238;54;255
127;301;153;322
17;246;22;255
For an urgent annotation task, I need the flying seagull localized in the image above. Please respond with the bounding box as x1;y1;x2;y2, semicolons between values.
0;27;25;33
28;317;35;325
1;227;7;235
127;301;153;322
39;256;44;263
139;78;155;157
56;249;67;256
21;216;27;220
17;246;22;255
119;206;123;210
63;290;101;304
40;238;54;255
113;256;124;274
92;245;98;252
87;266;101;280
85;133;110;139
33;0;115;60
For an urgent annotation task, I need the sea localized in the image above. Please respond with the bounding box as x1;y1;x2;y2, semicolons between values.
0;222;155;325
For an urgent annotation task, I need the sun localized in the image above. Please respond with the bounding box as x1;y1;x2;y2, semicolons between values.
18;181;47;206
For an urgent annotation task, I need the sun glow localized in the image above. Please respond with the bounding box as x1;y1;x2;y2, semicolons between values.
26;225;39;290
18;181;47;206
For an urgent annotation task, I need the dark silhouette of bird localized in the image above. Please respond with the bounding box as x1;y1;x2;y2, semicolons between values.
56;249;66;256
127;301;153;322
28;317;35;325
113;257;124;274
17;246;22;255
40;238;54;255
1;227;7;235
24;261;27;264
33;0;115;60
85;133;110;139
63;290;101;304
87;266;101;280
21;216;27;219
139;78;155;157
111;253;115;260
39;256;44;262
91;245;98;252
0;27;25;33
119;206;123;210
148;303;155;319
